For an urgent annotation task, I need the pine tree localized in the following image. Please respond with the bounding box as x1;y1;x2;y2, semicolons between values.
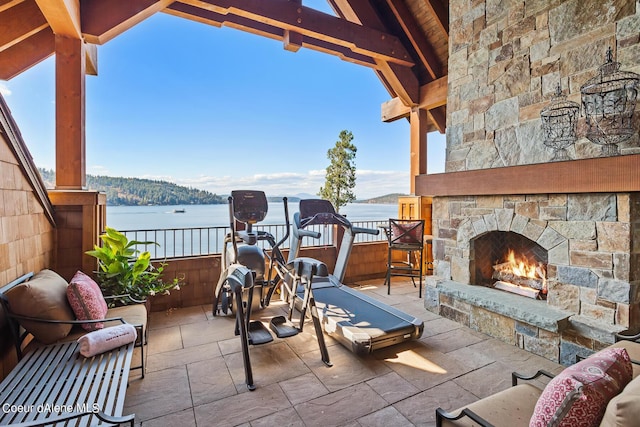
318;130;357;212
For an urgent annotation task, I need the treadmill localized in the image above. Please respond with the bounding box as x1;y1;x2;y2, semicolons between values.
289;199;424;355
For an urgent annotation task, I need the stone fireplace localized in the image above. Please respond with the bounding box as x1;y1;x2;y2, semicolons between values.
424;192;638;364
418;0;639;365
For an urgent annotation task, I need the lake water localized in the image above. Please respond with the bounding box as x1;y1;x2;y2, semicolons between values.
107;202;399;231
106;202;398;257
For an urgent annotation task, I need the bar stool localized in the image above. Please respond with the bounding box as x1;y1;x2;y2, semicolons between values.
385;218;425;297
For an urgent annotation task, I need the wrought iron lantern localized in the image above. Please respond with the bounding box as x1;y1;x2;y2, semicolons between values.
580;47;639;156
540;84;580;161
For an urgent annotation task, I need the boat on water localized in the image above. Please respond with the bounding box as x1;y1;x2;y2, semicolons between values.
173;208;186;213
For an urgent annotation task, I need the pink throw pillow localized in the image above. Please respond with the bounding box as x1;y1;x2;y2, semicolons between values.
530;347;633;427
66;271;108;331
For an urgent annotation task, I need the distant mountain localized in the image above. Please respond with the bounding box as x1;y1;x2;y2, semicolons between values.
356;193;407;204
38;169;402;206
267;193;316;203
267;193;406;204
38;169;225;206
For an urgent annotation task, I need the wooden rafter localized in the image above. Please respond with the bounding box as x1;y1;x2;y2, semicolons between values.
0;0;48;52
80;0;174;44
0;27;54;80
35;0;97;75
424;0;448;38
384;0;442;79
165;2;376;67
328;0;420;104
0;0;25;13
427;106;445;133
175;0;414;67
381;75;447;121
35;0;80;38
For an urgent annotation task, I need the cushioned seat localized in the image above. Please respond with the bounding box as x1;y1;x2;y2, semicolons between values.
437;347;637;427
1;270;148;377
439;383;542;427
601;374;640;427
23;304;148;353
608;340;640;378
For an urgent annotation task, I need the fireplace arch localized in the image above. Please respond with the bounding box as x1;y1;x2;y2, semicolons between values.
470;231;548;298
450;212;569;289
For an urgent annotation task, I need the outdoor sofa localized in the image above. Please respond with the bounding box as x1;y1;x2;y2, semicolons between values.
436;337;640;427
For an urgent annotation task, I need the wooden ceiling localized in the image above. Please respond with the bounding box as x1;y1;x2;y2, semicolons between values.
0;0;448;131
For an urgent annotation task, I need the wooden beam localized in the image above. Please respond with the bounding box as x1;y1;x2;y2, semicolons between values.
55;35;85;189
35;0;81;38
385;0;442;79
283;29;302;52
165;2;377;67
415;155;640;197
179;0;414;67
0;27;54;80
328;0;419;104
381;75;447;122
0;0;27;13
283;0;302;52
424;0;449;38
427;105;446;133
0;0;48;52
84;42;97;75
409;107;428;194
81;0;174;44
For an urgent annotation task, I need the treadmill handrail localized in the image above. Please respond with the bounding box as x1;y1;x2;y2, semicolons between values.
352;226;379;236
300;212;351;230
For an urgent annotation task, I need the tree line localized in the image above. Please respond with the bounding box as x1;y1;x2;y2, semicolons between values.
38;169;225;206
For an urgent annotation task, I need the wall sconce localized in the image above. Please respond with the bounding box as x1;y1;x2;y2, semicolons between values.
541;84;580;161
580;47;639;156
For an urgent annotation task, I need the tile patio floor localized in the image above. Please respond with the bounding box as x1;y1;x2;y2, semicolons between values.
124;278;564;426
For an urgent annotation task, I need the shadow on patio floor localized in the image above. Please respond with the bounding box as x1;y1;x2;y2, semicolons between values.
124;278;563;427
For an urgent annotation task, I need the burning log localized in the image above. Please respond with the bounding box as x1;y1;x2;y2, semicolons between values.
494;281;540;299
492;262;545;291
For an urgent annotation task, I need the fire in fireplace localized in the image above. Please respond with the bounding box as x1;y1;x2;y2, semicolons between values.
492;249;547;299
471;231;548;300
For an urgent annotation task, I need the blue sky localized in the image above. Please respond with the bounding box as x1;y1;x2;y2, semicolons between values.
1;5;445;199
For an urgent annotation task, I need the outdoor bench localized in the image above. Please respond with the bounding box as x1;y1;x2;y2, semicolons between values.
0;271;146;425
0;271;147;377
435;338;640;427
0;340;134;426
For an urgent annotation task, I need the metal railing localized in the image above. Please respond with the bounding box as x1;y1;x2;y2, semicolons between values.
120;220;388;260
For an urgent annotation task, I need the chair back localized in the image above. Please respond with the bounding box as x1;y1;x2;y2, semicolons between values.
388;219;425;248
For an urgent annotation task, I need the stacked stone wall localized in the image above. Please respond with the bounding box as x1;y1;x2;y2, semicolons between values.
447;0;639;170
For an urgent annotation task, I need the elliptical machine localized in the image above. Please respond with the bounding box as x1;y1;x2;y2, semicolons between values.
214;190;286;318
212;190;332;390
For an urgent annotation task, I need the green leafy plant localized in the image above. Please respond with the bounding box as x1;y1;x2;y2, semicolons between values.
86;227;182;303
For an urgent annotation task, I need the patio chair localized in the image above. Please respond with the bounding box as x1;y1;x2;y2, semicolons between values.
385;218;425;297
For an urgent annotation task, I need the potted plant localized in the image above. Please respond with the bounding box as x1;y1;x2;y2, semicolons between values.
86;227;182;305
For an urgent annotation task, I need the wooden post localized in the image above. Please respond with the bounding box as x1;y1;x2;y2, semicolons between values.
55;35;86;189
409;107;427;195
